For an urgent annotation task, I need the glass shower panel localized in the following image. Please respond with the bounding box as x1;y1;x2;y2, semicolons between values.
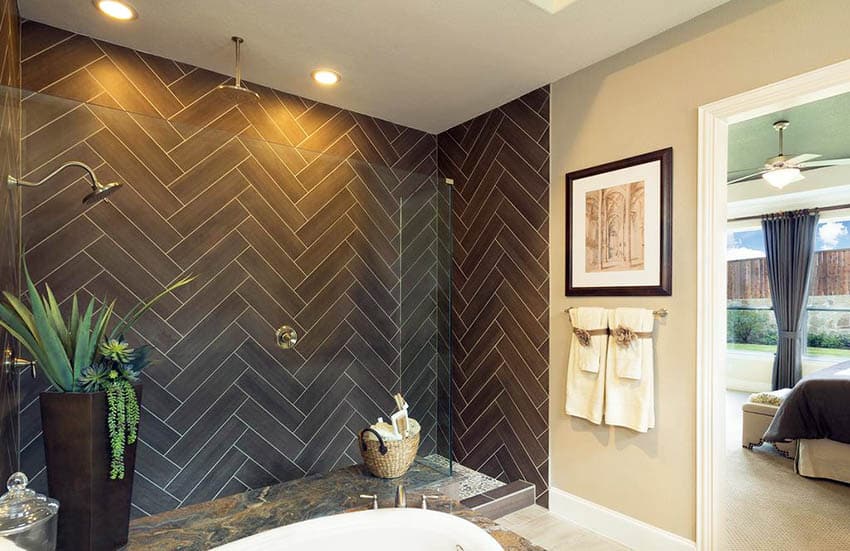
399;175;452;474
17;86;453;502
0;82;21;483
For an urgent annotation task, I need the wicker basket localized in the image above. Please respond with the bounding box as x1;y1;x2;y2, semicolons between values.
359;427;419;478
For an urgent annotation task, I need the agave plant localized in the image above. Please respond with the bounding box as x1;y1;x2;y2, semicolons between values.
0;264;193;478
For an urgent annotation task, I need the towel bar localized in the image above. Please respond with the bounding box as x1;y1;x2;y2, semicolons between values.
564;307;668;318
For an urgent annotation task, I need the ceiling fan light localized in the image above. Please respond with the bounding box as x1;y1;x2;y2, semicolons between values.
762;167;803;189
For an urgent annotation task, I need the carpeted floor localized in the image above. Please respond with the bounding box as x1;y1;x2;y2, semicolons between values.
723;391;850;550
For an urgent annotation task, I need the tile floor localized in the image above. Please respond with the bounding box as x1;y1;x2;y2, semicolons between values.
498;505;628;550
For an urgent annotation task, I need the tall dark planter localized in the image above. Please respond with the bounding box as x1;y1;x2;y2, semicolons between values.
39;384;142;551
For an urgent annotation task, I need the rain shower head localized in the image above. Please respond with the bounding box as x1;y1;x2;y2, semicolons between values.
8;161;123;205
216;36;259;104
82;180;122;205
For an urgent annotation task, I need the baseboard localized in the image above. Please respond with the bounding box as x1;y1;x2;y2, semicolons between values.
725;378;769;393
549;487;695;551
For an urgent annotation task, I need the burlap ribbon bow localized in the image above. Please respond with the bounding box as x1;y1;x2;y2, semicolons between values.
572;327;609;347
573;328;591;347
613;325;652;347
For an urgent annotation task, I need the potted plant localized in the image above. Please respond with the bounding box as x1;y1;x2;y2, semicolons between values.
0;267;192;551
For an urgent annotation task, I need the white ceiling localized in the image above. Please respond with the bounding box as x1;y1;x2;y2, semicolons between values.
20;0;728;133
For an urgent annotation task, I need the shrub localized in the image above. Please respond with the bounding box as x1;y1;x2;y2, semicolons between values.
808;331;850;350
728;310;775;345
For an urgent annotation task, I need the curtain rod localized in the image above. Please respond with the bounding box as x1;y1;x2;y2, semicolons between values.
727;203;850;223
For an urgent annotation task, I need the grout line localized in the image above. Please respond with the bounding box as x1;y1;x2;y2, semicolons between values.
166;259;248;320
164;352;250;429
179;426;249;504
234;361;308;420
162;397;249;489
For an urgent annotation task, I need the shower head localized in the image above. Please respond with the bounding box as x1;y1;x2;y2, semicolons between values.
8;161;123;205
82;180;122;205
217;83;260;104
217;36;259;104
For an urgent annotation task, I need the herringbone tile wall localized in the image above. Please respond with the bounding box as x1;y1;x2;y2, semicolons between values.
17;21;446;516
0;0;20;484
438;87;550;506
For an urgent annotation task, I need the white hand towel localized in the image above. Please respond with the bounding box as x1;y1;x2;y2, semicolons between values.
565;307;608;425
571;307;608;373
609;308;653;380
604;307;655;433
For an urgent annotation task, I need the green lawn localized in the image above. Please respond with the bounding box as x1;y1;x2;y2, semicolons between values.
728;342;850;358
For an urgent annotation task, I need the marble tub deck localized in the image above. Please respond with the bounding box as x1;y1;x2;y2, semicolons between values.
128;461;542;550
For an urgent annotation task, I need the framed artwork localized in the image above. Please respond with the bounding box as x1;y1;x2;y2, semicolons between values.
565;147;672;296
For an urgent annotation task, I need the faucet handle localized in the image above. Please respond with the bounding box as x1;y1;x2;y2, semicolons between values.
359;494;378;509
3;349;36;378
420;495;442;510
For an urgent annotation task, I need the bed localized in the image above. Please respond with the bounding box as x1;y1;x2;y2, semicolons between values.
764;361;850;484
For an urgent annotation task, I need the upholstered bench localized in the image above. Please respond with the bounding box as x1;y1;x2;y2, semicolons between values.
742;401;796;459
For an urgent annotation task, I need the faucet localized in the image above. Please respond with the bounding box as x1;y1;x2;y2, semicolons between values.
359;494;378;509
395;484;406;508
420;495;441;510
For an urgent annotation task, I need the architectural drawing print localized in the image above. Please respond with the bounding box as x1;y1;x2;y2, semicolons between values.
585;181;645;272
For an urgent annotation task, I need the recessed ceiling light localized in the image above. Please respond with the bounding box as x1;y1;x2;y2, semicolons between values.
93;0;137;20
311;69;341;86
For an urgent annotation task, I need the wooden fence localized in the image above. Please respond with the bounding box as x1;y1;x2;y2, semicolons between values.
728;248;850;300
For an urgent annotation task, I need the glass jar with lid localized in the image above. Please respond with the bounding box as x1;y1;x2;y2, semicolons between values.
0;472;59;550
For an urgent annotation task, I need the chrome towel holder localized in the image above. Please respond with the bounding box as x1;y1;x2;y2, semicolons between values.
564;307;668;318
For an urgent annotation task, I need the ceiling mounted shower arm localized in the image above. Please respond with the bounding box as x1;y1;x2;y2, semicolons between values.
233;36;244;88
8;161;99;189
216;36;259;103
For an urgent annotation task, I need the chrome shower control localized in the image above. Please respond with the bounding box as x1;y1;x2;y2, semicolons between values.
275;325;297;349
3;349;36;377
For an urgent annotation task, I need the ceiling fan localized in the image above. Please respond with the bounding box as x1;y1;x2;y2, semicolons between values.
727;120;850;188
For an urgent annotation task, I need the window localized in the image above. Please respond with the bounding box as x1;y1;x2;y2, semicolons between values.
726;220;850;359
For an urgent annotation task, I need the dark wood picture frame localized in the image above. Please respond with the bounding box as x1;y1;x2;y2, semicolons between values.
565;147;673;296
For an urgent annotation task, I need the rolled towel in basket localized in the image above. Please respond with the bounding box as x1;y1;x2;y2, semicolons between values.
364;419;421;442
360;419;421;479
370;421;401;441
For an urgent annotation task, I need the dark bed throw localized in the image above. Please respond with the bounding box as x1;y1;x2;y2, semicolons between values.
762;210;819;390
764;362;850;444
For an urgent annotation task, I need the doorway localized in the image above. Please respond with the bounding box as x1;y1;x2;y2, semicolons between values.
696;58;850;550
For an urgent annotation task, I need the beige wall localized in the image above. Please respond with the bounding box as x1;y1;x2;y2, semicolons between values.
549;0;850;539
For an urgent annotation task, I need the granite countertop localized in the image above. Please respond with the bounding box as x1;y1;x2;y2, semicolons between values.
128;462;542;550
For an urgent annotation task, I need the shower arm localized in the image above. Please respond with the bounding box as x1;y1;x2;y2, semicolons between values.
233;36;244;88
8;161;99;189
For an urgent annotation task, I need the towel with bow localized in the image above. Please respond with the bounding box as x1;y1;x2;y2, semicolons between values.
608;308;654;380
565;307;608;424
604;308;655;432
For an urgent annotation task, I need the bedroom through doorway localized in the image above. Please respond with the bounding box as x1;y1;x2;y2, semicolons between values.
720;92;850;549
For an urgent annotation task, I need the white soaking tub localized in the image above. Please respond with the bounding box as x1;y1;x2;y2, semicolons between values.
213;507;503;550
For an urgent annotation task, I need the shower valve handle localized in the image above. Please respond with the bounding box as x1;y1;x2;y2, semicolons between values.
3;349;36;378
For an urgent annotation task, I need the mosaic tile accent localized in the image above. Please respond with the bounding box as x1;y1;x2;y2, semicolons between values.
418;454;505;501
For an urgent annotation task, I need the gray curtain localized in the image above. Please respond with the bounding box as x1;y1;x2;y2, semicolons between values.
761;210;819;390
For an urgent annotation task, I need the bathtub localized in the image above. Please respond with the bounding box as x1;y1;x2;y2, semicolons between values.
213;507;503;550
